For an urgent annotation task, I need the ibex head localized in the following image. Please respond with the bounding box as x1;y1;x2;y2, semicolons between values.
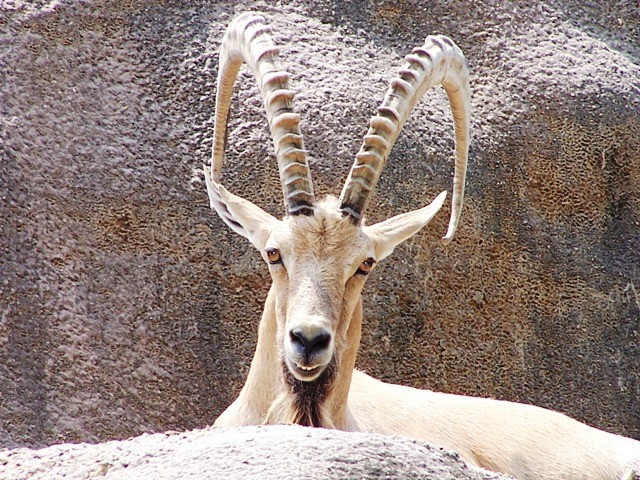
205;13;469;396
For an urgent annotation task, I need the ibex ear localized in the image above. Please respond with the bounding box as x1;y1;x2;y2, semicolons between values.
204;167;280;250
364;191;447;261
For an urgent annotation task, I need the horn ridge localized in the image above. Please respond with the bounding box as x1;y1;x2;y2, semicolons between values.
339;34;470;243
210;12;315;215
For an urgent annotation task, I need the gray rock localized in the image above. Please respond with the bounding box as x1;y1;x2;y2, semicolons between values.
1;0;638;450
0;425;513;480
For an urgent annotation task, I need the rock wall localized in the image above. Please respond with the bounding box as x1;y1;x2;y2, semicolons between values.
1;0;638;448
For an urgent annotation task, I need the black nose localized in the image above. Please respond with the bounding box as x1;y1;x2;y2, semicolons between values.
289;328;331;358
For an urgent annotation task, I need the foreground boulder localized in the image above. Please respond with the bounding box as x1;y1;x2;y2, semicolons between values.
0;425;511;480
1;0;638;449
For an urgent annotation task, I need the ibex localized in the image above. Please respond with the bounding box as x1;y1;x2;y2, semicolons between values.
205;12;640;480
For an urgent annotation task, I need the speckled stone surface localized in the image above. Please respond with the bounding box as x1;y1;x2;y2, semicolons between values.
1;0;638;449
0;425;513;480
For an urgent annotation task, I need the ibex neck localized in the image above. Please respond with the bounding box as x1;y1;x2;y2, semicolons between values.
327;299;362;430
240;285;363;430
236;287;280;419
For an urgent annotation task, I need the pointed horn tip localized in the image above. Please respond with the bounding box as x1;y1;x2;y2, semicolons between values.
437;190;458;245
203;165;218;210
441;222;458;246
434;190;447;207
203;164;216;185
203;164;228;200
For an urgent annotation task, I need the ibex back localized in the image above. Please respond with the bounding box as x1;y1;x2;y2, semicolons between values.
206;12;640;480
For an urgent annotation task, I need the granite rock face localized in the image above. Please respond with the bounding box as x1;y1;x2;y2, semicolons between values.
0;425;513;480
1;0;639;449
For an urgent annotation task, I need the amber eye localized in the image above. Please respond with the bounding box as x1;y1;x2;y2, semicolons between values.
357;257;376;276
266;248;282;265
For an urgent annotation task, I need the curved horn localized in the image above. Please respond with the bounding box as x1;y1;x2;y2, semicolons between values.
338;35;470;243
210;13;315;216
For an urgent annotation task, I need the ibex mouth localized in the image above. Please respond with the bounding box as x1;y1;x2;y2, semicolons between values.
295;363;319;372
287;358;326;381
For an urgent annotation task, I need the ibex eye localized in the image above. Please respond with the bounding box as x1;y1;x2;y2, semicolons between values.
266;248;282;265
357;257;376;276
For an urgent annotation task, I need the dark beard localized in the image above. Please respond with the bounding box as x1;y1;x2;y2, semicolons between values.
282;359;337;428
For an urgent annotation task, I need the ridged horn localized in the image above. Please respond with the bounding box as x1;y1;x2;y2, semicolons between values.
338;35;470;244
210;13;315;216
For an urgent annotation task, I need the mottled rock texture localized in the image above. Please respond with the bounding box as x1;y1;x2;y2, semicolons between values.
0;425;512;480
1;0;638;450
